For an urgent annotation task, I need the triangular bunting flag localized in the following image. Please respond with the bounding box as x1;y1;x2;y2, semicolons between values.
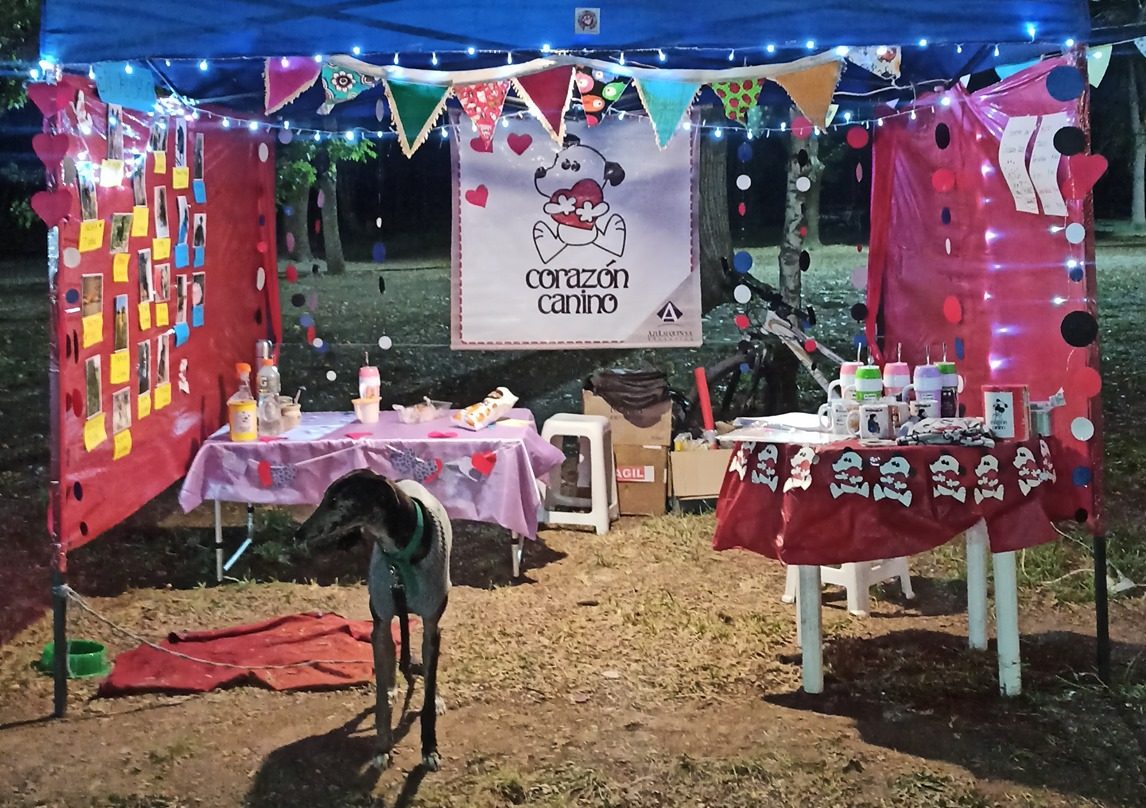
711;77;765;124
265;57;322;114
824;103;839;127
1135;37;1146;59
574;67;631;126
453;81;510;143
634;78;700;149
317;63;379;115
996;60;1038;80
847;46;901;80
512;66;575;143
383;79;450;157
1088;45;1112;87
773;61;844;129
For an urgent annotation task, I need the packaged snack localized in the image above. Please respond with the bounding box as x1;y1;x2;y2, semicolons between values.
452;387;518;431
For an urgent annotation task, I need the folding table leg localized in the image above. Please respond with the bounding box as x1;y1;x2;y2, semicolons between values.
796;565;824;694
214;500;224;584
992;550;1022;696
510;532;524;579
965;520;989;651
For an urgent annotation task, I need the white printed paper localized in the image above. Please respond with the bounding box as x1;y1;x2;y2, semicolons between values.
1029;112;1068;217
998;115;1040;214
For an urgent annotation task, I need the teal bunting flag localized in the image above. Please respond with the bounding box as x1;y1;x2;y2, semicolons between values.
634;78;700;149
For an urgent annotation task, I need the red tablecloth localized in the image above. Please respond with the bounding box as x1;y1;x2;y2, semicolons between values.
713;437;1079;566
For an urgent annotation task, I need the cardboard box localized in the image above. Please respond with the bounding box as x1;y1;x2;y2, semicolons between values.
670;448;734;500
582;390;672;446
613;444;668;515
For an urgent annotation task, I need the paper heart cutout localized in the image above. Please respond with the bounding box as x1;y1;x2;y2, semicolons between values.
424;458;444;484
472;450;497;476
32;133;70;171
26;84;59;117
507;133;532;155
464;185;489;207
427;430;457;438
257;459;273;487
1064;154;1108;200
30;189;72;226
469;137;494;153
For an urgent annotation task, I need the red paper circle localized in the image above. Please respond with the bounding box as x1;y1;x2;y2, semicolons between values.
256;241;268;254
285;264;299;283
791;116;814;139
306;325;316;344
1071;365;1102;398
737;202;747;216
803;339;818;353
846;126;869;149
798;226;807;238
931;168;956;193
942;296;962;323
734;313;750;329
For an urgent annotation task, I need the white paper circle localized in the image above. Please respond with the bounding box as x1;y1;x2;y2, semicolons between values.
375;217;383;229
1070;416;1095;441
312;337;324;348
733;284;752;304
278;128;293;145
1065;223;1086;244
378;335;393;350
945;238;952;255
62;247;81;268
850;266;867;290
795;176;812;193
375;99;386;121
258;143;269;162
325;370;337;382
957;374;965;394
255;266;266;290
735;174;752;191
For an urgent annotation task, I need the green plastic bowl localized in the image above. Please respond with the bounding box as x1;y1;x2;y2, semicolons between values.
38;640;110;679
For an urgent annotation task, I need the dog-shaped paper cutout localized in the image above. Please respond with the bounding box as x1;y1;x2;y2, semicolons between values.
973;454;1004;504
532;135;626;263
873;455;912;507
929;453;967;503
784;445;817;492
1014;446;1043;496
830;449;870;499
749;443;780;491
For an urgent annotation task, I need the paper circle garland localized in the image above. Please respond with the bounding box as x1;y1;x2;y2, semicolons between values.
1072;364;1102;398
1053;126;1086;156
803;339;817;353
931;168;956;192
285;264;299;283
954;337;965;359
850;302;868;322
798;250;811;271
326;370;337;382
945;238;952;255
1060;310;1098;347
795;176;812;193
735;174;752;191
371;242;386;263
256;241;268;254
1072;466;1092;486
942;296;962;323
278;129;293;145
796;149;810;168
733;284;752;304
791;116;814;139
1071;416;1095;441
1065;223;1086;244
258;143;269;162
737;142;753;162
316;189;325;209
855;163;863;183
850;266;866;289
378;335;393;350
62;247;81;268
1069;266;1084;282
299;313;315;328
734;313;750;329
378;276;386;295
312;336;324;348
846;126;869;149
1046;66;1085;102
290;293;305;307
255;266;266;290
65;288;79;304
934;123;951;150
732;251;753;273
285;232;295;251
738;202;747;217
941;207;951;225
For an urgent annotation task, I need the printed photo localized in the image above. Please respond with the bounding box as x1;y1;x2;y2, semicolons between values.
193;133;204;179
113;294;128;351
85;355;102;417
176;196;189;244
109;213;132;254
191;272;205;309
137;249;153;303
175;275;188;323
156;333;170;386
107;104;124;161
174;118;187;168
81;274;103;317
76;170;98;221
153;187;169;239
112;388;131;434
131;158;147;207
192;213;205;249
156;263;170;300
148;118;168;152
137;339;150;395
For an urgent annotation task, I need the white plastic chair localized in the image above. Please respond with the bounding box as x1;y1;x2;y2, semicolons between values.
783;558;915;616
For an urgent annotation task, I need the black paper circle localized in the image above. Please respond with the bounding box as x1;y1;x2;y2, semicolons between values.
1060;310;1098;347
254;308;263;325
73;481;83;500
79;521;88;536
1046;66;1085;102
940;207;951;225
850;302;868;322
797;149;809;168
291;293;306;307
1075;508;1088;523
799;250;811;272
1053;126;1085;156
378;276;386;295
935;123;951;150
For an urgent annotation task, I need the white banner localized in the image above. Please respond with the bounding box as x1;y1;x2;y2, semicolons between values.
451;113;701;349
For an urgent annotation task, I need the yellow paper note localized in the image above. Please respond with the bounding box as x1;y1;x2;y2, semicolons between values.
137;301;152;331
131;206;149;237
113;429;133;460
78;219;105;253
155;303;170;327
154;382;172;410
172;166;190;189
84;414;107;452
152;237;171;261
154;151;167;174
82;313;103;348
109;350;130;384
99;159;125;187
113;253;131;282
137;392;151;420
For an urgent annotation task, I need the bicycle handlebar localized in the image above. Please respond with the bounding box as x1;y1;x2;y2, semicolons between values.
720;256;817;327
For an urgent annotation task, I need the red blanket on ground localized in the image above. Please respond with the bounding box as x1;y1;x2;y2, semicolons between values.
98;612;409;695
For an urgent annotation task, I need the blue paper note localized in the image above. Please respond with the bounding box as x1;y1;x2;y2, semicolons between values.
173;322;190;346
174;243;189;268
192;179;206;203
91;62;157;110
191;305;204;327
193;246;205;267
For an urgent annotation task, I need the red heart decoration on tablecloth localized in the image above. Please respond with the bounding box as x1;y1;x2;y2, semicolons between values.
464;185;489;207
27;84;59;117
471;450;497;476
1064;154;1108;200
425;458;444;484
469;137;494;153
257;460;273;487
31;189;72;226
427;430;457;438
346;431;371;439
32;133;70;172
507;133;532;155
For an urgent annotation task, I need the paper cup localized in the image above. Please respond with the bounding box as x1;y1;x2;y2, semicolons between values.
352;397;380;424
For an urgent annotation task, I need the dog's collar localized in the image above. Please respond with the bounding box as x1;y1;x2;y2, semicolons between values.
385;498;430;598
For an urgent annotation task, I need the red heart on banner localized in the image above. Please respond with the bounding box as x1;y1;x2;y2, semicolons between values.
257;460;273;487
1064;154;1108;200
471;451;497;476
507;133;532;155
464;185;489;207
33;133;69;171
469;137;494;153
27;84;59;117
30;189;72;226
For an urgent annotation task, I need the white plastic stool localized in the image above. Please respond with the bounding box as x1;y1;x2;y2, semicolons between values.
782;557;915;616
537;413;619;535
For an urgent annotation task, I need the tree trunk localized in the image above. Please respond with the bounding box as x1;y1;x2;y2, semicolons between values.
318;170;345;275
697;108;733;315
1130;64;1146;230
803;133;825;247
774;110;814;411
285;183;313;262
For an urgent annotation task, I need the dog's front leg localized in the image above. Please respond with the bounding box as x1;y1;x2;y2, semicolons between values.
394;587;417;687
419;612;443;771
371;605;397;769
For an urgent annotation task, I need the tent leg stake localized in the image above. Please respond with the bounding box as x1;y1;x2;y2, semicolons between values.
51;567;68;717
1094;533;1110;684
214;500;224;583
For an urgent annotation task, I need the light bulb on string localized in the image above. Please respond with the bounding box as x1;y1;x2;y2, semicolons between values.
314;54;323;62
805;40;815;50
431;52;439;66
877;118;884;127
221;117;231;128
834;45;849;56
440;127;449;139
1066;38;1075;48
507;52;513;64
28;68;39;79
280;57;290;68
284;120;291;130
956;44;963;54
466;46;476;56
910;109;917;119
393;52;399;65
658;49;666;62
352;45;362;55
541;43;551;53
993;44;1000;57
345;130;356;142
714;128;723;138
619;51;626;65
124;63;134;74
248;120;259;132
314;131;322;141
728;49;735;61
1026;23;1037;40
766;43;776;54
918;38;928;47
843;111;852;122
88;66;95;79
198;59;208;71
780;122;787;131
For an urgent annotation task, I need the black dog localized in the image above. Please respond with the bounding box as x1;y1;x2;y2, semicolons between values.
296;470;452;771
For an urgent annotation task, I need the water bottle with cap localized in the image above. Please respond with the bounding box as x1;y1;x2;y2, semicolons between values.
882;344;911;400
227;363;257;442
853;365;884;402
256;358;282;436
937;360;959;417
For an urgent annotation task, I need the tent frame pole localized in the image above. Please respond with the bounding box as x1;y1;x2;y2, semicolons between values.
1093;533;1110;684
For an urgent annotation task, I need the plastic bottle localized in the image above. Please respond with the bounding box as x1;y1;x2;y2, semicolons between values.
228;363;258;442
256;358;282;436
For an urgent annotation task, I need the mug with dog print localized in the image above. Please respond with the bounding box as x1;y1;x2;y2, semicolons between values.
859;402;892;440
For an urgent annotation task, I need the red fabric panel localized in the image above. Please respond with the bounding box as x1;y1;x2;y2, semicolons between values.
864;54;1103;531
98;612;408;695
49;76;281;551
713;438;1075;566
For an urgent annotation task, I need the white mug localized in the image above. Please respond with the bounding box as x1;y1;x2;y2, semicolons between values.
909;399;941;420
859;402;892;439
818;399;858;436
883;397;909;432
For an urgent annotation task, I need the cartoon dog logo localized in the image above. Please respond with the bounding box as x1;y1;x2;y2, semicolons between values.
749;444;780;491
873;455;913;507
929;453;967;503
783;445;818;492
829;450;870;499
973;455;1004;504
1013;446;1043;496
532;135;626;263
